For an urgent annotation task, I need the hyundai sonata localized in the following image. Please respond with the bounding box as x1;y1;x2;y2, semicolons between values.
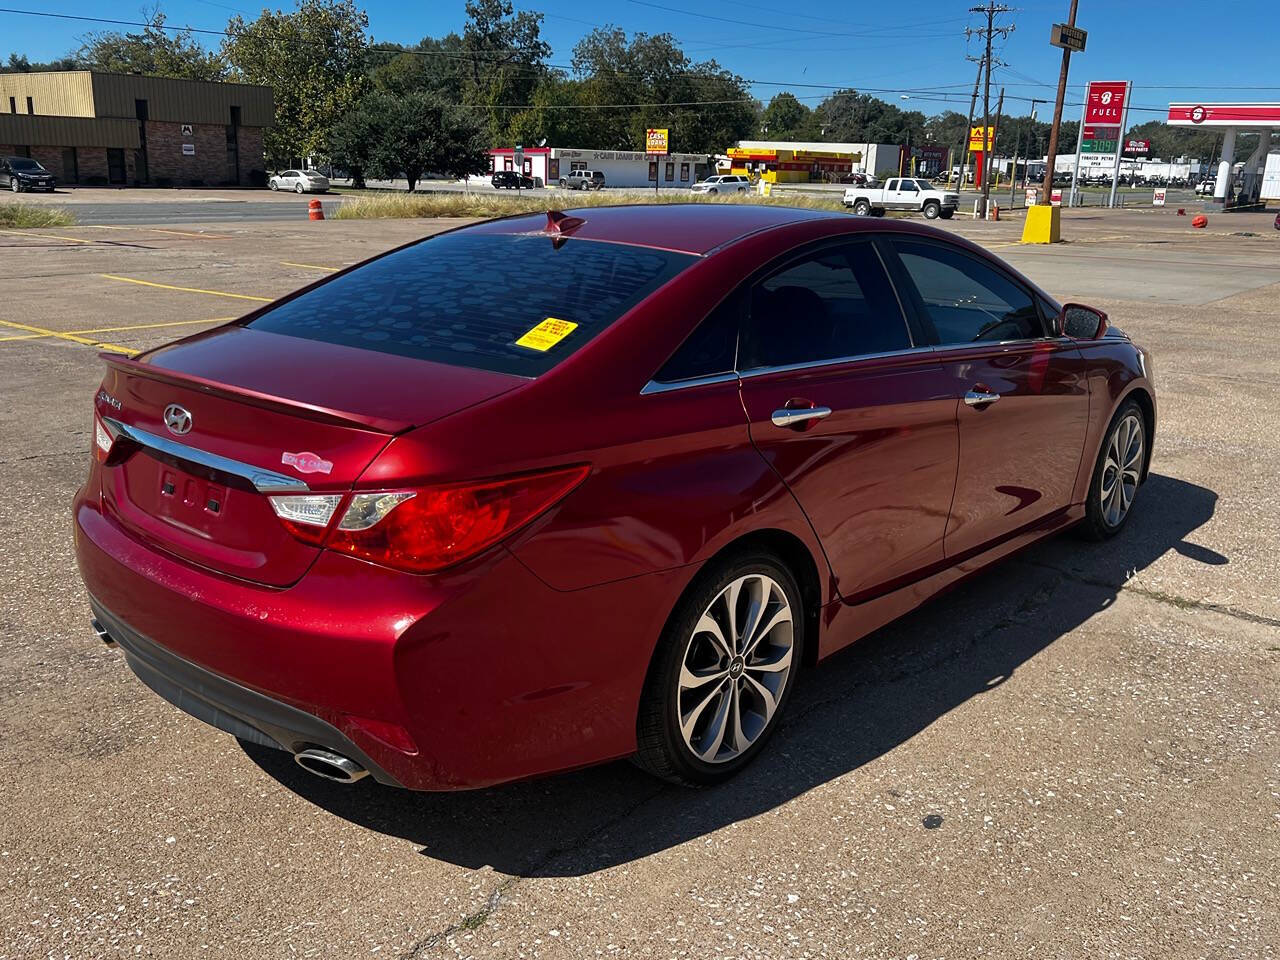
75;204;1154;790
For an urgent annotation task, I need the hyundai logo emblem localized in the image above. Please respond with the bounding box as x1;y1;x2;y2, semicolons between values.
163;404;193;436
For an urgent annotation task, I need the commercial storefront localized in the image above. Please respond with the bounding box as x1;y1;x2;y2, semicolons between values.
0;71;272;187
483;147;712;188
726;140;907;182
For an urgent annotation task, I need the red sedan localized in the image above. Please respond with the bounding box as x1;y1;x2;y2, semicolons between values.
74;204;1155;790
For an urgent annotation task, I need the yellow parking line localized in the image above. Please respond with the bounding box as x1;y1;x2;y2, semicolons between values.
0;228;94;244
71;317;235;335
280;261;339;272
0;317;233;344
100;274;273;302
85;225;231;240
0;318;135;354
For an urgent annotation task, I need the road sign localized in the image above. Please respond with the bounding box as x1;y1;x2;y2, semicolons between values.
1050;22;1087;52
1050;188;1062;206
645;128;669;156
968;126;994;152
1025;187;1039;206
1153;187;1167;206
1084;81;1128;124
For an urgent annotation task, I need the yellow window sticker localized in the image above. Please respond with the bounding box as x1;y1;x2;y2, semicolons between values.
515;316;578;352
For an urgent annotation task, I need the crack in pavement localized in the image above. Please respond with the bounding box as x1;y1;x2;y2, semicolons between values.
399;782;670;958
0;448;87;466
1022;558;1280;629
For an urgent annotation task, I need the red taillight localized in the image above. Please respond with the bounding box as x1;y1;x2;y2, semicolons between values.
271;466;589;573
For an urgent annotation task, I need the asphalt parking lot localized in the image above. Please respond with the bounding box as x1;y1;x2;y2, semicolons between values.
1;205;1277;959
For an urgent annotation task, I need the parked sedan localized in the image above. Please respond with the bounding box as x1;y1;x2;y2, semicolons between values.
268;169;330;193
76;205;1155;791
1;156;56;192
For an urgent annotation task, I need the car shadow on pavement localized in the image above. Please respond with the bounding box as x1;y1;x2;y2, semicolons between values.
243;473;1219;877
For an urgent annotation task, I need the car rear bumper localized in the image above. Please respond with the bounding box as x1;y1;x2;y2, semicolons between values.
89;597;403;786
74;486;687;790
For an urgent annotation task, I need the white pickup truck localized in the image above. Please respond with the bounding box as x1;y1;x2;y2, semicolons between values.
843;177;959;220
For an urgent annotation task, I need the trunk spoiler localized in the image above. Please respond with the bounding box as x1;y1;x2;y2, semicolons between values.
101;353;413;434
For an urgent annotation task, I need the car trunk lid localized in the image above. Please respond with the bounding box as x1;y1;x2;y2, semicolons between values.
97;326;523;586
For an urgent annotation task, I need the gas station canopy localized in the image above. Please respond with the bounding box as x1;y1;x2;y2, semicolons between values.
1167;102;1279;206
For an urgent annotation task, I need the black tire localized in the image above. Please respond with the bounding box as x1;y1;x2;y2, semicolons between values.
923;200;941;219
635;551;805;787
1079;398;1147;541
709;187;718;195
10;180;20;193
939;209;954;220
852;199;871;216
872;207;886;217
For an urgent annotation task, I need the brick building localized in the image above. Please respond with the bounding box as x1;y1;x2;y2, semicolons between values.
0;71;272;187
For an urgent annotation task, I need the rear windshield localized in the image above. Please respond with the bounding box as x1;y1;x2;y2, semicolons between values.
247;232;696;377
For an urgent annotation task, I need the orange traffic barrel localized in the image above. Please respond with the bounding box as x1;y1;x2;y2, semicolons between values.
308;199;324;221
1191;214;1208;229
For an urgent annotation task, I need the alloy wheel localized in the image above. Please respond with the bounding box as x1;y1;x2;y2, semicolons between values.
1100;412;1144;527
677;574;794;764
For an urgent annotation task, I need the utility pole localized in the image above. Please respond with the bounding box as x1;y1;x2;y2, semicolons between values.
953;51;984;190
1041;0;1081;203
971;2;1014;218
990;86;1005;195
1011;97;1044;208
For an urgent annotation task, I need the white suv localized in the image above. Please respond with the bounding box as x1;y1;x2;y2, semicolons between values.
691;174;751;194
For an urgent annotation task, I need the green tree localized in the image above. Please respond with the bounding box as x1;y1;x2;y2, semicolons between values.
460;0;551;145
327;104;379;188
3;52;83;72
570;28;755;153
348;91;489;191
76;10;226;80
759;92;818;141
223;0;370;167
367;34;469;102
508;74;596;149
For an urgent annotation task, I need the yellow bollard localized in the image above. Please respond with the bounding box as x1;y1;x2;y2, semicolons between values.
1021;204;1060;243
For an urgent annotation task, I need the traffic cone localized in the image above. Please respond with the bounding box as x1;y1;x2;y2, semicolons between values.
308;199;324;221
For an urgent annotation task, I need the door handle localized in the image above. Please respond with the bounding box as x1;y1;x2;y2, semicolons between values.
771;406;832;428
963;389;1001;407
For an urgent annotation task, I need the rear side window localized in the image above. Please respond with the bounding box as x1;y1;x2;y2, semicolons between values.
740;240;910;370
654;292;741;383
248;233;696;377
889;238;1044;344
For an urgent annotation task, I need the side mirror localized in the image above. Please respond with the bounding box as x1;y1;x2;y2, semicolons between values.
1058;303;1108;340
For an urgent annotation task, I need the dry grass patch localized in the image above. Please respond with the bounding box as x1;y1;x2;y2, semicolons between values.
332;189;849;220
0;203;77;228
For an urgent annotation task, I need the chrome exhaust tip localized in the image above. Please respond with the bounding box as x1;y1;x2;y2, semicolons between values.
294;747;369;784
91;618;117;648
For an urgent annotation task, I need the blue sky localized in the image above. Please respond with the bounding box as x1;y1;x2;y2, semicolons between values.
4;0;1278;121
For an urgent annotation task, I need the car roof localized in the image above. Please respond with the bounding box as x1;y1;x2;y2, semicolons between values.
466;203;847;256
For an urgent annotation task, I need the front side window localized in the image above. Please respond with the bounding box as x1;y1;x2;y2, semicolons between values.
740;241;911;370
889;238;1043;345
248;233;696;378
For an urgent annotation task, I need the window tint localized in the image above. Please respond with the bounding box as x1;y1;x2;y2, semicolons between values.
249;233;696;377
740;241;910;370
890;239;1044;344
654;293;740;383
